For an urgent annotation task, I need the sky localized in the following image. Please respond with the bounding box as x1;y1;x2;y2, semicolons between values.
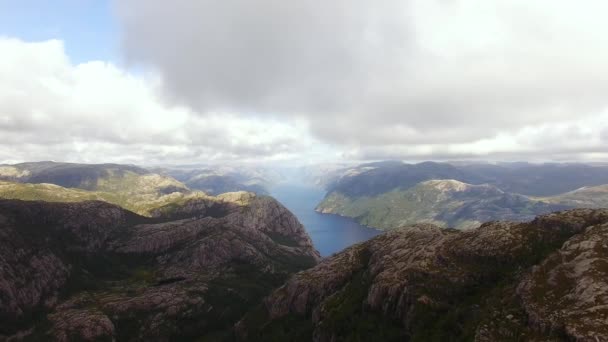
1;0;608;165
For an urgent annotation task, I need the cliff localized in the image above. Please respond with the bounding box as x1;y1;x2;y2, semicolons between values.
238;209;608;341
0;193;319;341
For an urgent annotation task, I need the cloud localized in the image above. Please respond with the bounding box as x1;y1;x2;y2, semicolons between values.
115;0;608;160
0;38;317;164
4;1;608;164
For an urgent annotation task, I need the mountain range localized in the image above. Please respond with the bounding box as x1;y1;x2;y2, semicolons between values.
316;161;608;230
2;160;608;340
0;162;276;217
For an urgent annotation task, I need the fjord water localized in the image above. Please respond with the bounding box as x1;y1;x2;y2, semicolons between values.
270;182;380;257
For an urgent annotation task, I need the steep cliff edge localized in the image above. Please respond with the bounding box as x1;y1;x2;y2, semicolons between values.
237;209;608;341
0;193;319;341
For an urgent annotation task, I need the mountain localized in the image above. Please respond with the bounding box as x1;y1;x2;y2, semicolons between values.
0;161;187;193
0;162;219;216
237;209;608;341
0;193;319;341
317;179;569;230
537;184;608;208
160;165;281;195
325;161;481;197
459;162;608;196
0;179;207;217
316;161;608;230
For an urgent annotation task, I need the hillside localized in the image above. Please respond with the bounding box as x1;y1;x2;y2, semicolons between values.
325;161;480;198
0;162;219;216
0;194;319;341
538;184;608;208
317;179;568;230
316;161;608;230
237;209;608;341
0;162;183;192
0;180;207;217
323;161;608;197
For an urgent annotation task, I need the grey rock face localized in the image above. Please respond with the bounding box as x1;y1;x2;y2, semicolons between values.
239;209;608;341
518;223;608;341
0;193;319;341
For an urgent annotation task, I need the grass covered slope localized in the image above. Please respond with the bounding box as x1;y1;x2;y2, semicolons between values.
317;179;567;230
0;180;208;217
0;161;225;216
238;209;608;342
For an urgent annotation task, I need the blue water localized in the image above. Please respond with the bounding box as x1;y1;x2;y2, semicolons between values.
269;183;381;257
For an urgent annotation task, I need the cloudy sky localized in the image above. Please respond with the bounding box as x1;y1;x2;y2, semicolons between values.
1;0;608;165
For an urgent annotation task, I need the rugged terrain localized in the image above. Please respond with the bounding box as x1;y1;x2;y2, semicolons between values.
238;208;608;341
316;161;608;230
0;193;320;341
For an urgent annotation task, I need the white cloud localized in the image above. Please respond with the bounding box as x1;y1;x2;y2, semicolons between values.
0;38;319;164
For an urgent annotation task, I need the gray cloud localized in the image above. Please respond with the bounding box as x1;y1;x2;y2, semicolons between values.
117;0;412;116
116;0;608;150
3;2;608;164
601;129;608;142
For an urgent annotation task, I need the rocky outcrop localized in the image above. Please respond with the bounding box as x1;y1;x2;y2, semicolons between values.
238;209;608;341
0;193;319;341
517;222;608;340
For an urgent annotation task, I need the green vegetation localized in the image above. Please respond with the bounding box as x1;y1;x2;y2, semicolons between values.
0;179;209;216
317;179;565;230
317;271;404;341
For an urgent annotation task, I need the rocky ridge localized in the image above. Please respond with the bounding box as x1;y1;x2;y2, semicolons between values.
0;192;319;341
238;209;608;341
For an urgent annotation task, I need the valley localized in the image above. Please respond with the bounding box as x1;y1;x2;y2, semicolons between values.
2;160;608;341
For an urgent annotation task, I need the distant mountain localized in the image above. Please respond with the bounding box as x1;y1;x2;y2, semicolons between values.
0;161;189;193
316;161;608;230
317;179;568;230
0;180;207;216
160;165;280;195
0;194;319;340
238;209;608;341
459;162;608;196
323;161;608;197
538;184;608;208
294;162;356;189
325;161;481;197
0;162;214;216
0;162;287;216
